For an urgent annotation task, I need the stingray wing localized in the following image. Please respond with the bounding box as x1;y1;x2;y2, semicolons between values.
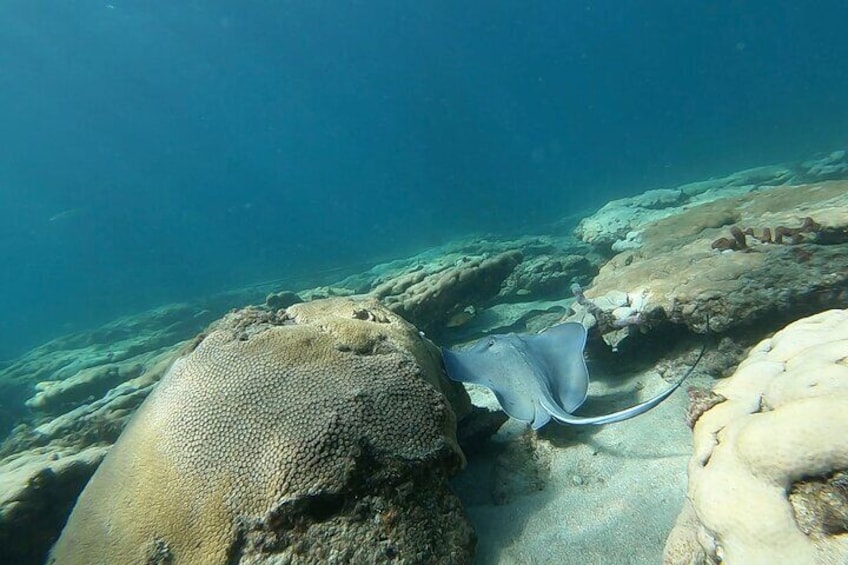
518;322;590;413
442;336;544;426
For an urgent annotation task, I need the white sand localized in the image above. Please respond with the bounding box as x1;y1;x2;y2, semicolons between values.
452;369;714;564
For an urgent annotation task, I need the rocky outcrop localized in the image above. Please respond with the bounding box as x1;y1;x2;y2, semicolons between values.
575;150;848;252
371;250;523;334
570;182;848;348
0;304;235;565
0;445;109;565
497;253;595;303
0;302;224;435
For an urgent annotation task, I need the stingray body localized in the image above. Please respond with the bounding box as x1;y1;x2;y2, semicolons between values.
442;322;694;429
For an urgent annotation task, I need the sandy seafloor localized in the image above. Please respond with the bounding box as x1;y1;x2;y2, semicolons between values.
452;366;713;564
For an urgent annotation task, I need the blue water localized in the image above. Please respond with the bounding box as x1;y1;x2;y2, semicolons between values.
1;1;847;359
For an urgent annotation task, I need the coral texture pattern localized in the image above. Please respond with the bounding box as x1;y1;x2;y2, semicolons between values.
49;298;473;565
664;309;848;565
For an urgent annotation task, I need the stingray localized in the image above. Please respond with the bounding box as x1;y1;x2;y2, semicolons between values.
442;322;699;429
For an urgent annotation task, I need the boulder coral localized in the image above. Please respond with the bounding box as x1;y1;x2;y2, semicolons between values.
49;297;474;565
664;309;848;565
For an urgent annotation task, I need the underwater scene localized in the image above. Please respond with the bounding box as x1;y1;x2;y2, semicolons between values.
2;2;848;564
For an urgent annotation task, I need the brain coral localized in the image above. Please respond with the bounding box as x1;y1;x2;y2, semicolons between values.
664;309;848;565
49;297;474;564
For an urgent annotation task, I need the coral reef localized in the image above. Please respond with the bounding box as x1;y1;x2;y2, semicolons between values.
664;309;848;564
371;250;523;335
497;253;596;303
49;297;474;565
576;149;848;252
583;181;848;337
264;289;303;309
3;149;848;564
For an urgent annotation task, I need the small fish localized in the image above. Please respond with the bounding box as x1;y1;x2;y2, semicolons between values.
446;305;476;328
48;208;83;223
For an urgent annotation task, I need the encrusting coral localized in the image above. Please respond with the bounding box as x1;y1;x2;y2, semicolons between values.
48;297;475;565
664;309;848;565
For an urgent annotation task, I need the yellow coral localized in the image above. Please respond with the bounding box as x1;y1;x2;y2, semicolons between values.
49;297;471;564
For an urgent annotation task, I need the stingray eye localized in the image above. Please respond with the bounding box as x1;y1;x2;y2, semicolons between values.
487;337;495;348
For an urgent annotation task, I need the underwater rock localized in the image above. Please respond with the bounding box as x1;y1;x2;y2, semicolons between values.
264;289;303;310
497;253;596;303
299;285;357;301
455;406;509;455
562;284;650;350
575;166;788;250
0;346;183;565
790;470;848;538
610;230;644;252
583;181;848;336
0;445;110;565
30;347;180;446
664;309;848;565
0;302;223;435
574;150;848;251
371;250;522;335
26;360;144;415
439;297;577;345
49;297;475;565
799;149;848;182
0;303;226;565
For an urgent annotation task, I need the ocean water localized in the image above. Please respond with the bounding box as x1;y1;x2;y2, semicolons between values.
3;4;848;564
1;0;847;358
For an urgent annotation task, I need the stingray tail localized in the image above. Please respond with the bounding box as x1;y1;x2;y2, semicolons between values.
541;344;706;426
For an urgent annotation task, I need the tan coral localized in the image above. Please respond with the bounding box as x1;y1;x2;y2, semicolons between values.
586;181;848;334
371;250;522;333
49;297;473;565
664;309;848;565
